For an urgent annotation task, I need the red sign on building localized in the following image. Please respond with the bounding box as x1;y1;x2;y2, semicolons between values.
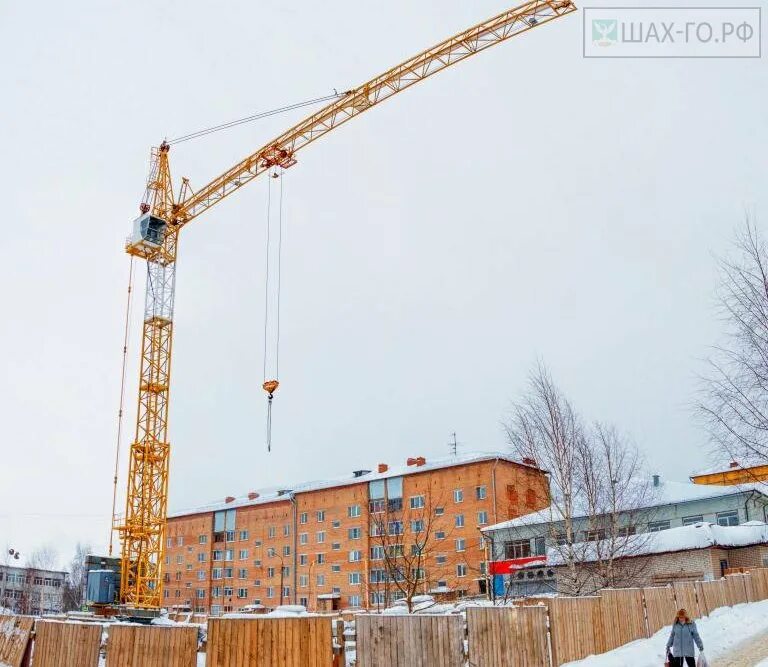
489;556;547;575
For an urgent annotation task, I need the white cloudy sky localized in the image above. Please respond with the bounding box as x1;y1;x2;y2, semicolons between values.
0;0;765;568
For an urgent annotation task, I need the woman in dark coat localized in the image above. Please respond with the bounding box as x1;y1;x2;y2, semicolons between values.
666;608;704;667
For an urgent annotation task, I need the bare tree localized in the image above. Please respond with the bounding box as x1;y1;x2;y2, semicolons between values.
369;489;466;612
504;362;585;594
63;543;91;611
504;364;656;595
697;219;768;479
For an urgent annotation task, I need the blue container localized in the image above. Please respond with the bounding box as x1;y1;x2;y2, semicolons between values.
87;569;117;605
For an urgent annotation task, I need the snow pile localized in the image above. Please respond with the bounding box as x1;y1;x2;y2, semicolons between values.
563;599;768;666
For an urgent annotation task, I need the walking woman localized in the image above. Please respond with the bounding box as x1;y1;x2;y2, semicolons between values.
666;608;704;667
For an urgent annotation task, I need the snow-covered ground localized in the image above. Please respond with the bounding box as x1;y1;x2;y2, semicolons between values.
563;600;768;667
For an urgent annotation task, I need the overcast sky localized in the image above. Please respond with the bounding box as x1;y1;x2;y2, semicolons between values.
0;0;765;568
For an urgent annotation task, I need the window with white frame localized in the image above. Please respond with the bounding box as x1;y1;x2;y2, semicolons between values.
317;510;325;522
456;564;467;577
453;489;463;503
349;550;362;562
348;505;361;518
455;514;464;528
477;511;488;525
300;512;308;524
349;572;361;584
717;510;739;527
316;531;326;544
410;495;425;509
475;486;487;500
455;538;466;552
300;533;308;545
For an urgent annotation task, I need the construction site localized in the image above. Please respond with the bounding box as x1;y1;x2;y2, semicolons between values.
1;0;766;664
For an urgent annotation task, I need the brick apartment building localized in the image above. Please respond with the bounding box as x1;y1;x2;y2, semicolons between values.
163;452;548;615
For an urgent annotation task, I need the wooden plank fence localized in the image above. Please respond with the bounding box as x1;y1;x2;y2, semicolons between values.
467;606;548;667
672;581;700;619
206;617;332;667
106;624;197;667
356;615;463;667
0;614;33;667
724;574;748;606
643;586;677;635
751;568;768;601
33;619;101;667
600;589;647;650
546;597;605;665
695;579;728;617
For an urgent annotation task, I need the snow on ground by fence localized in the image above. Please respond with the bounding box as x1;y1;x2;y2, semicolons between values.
562;599;768;667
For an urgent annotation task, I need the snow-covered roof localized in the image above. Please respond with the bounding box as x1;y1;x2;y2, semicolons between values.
541;521;768;566
170;451;533;517
483;479;768;532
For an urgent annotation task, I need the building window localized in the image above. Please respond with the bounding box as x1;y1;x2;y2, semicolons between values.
369;498;386;514
177;536;184;546
331;543;341;551
267;567;275;578
453;489;463;503
176;555;183;564
299;575;309;587
534;536;546;556
455;515;464;528
300;533;308;545
349;550;362;563
717;511;739;527
225;530;235;542
476;486;487;500
410;495;425;509
223;586;234;597
455;538;466;552
317;510;325;522
268;526;276;539
387;521;403;536
316;574;326;586
436;554;447;565
299;554;308;566
348;527;362;540
196;589;206;599
411;519;424;533
349;594;361;607
198;553;207;562
332;519;341;528
211;605;222;616
370;546;385;560
282;545;291;557
283;525;291;537
477;511;488;526
331;565;341;573
682;515;704;526
198;570;206;580
649;520;670;532
239;549;248;560
266;587;274;599
199;535;208;544
435;531;446;540
348;505;361;518
317;553;326;564
457;564;467;577
435;506;444;516
238;568;248;579
584;529;606;542
316;531;326;544
349;572;361;585
212;568;223;580
239;530;248;541
283;586;291;598
504;539;530;559
300;512;308;524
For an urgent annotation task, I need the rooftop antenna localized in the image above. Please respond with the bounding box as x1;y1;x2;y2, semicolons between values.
449;432;459;457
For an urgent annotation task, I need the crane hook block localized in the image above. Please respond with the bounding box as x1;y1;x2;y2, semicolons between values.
263;379;279;396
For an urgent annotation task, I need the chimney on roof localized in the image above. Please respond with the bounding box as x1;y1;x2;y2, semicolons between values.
522;457;537;467
247;492;260;500
225;496;236;504
378;463;388;474
407;457;426;467
353;469;371;478
277;489;292;496
729;461;740;469
653;474;660;487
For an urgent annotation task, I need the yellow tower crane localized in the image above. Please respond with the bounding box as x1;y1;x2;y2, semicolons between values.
116;0;576;609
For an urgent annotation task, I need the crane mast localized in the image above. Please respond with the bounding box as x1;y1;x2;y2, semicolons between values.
117;0;576;609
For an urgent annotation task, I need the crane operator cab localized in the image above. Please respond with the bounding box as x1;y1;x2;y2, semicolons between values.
126;212;167;257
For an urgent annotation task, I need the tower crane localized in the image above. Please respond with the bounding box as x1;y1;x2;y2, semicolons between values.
116;0;576;609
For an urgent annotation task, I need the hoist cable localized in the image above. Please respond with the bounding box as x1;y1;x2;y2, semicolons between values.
262;174;273;381
109;255;135;556
276;169;284;378
167;92;344;146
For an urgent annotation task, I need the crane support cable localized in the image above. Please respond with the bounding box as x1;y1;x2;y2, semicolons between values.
167;93;345;146
109;255;135;556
